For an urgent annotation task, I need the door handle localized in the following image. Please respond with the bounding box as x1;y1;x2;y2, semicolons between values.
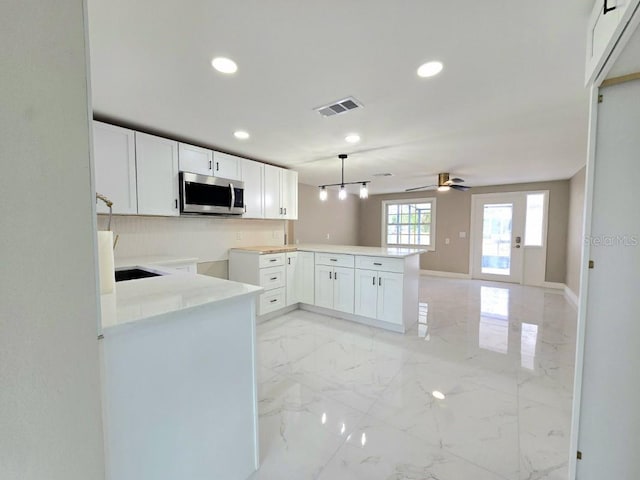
372;276;376;285
175;198;178;209
229;183;235;211
209;160;212;170
378;277;382;286
216;161;219;171
334;271;337;280
284;207;287;215
329;272;332;280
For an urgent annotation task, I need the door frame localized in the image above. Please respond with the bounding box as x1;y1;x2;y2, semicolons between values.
469;191;549;285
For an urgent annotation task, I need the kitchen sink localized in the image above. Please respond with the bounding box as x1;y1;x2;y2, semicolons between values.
115;268;162;282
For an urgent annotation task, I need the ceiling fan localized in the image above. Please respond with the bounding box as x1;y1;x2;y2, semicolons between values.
405;173;470;192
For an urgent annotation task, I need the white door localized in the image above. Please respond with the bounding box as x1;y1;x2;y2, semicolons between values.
354;269;378;318
240;159;264;218
377;271;404;325
285;252;298;306
178;143;212;176
576;80;640;480
314;264;333;309
333;266;355;314
296;252;315;305
471;193;525;283
93;121;137;215
213;151;241;181
263;164;282;219
281;169;298;220
135;132;179;216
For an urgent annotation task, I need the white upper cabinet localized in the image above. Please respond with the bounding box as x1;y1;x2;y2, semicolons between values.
263;164;282;219
135;132;179;216
213;151;242;181
585;0;640;84
178;143;213;176
93;121;137;215
263;164;298;220
281;169;298;220
240;158;264;218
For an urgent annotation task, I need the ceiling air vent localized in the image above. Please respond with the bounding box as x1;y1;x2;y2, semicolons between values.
314;96;363;117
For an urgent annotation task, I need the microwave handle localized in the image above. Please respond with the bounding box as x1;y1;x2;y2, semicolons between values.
229;183;235;211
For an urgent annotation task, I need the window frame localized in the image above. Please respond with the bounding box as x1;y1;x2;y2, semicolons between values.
380;197;437;251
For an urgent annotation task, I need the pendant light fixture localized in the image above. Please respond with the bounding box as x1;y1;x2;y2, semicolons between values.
319;154;370;201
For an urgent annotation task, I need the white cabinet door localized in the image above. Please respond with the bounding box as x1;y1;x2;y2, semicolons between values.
354;269;378;318
213;151;242;181
314;264;334;309
297;251;315;305
135;132;179;216
178;143;212;176
281;169;298;220
285;252;298;306
376;271;404;325
333;266;355;314
240;159;264;218
93;121;137;215
263;164;282;219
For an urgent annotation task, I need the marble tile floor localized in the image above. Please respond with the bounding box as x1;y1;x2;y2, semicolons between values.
249;276;577;480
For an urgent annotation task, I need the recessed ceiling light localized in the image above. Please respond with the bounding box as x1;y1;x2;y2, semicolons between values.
417;61;443;78
211;57;238;74
234;130;250;140
432;390;446;400
345;134;360;144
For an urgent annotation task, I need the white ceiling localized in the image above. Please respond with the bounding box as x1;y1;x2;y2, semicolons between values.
88;0;592;195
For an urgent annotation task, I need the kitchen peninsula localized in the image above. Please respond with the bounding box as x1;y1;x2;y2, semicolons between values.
99;268;262;480
230;244;424;332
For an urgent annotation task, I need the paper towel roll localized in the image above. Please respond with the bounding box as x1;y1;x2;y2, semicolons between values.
97;230;115;294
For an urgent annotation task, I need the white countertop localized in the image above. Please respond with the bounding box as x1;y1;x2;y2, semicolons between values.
295;244;426;258
100;273;262;334
114;255;199;269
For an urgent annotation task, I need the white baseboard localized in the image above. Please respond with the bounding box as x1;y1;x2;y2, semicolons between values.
564;285;579;309
420;269;471;279
541;281;565;290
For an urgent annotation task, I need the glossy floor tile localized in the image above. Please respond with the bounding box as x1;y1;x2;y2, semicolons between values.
251;277;577;480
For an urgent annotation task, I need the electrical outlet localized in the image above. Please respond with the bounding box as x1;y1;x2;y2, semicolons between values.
236;231;242;241
459;231;466;239
445;238;450;245
326;233;330;240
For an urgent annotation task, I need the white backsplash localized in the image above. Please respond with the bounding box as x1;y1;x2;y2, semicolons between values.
98;215;286;263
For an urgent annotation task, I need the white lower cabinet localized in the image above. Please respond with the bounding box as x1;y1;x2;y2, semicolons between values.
355;269;404;325
285;252;298;306
315;265;354;314
296;251;315;305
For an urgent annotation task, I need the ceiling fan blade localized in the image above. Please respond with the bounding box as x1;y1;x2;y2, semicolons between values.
405;185;436;192
450;184;470;191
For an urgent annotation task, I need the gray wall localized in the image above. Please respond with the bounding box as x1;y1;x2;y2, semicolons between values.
293;183;360;245
0;2;106;479
358;180;570;283
566;167;586;295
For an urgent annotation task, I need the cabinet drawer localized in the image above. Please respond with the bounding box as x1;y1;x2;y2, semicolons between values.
259;287;285;315
259;253;285;268
355;255;404;273
259;266;285;290
315;252;354;268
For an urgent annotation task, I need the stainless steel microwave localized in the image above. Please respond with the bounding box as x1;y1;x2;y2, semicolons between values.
179;171;244;215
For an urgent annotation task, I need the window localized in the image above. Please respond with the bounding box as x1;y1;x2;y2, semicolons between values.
524;193;546;246
382;198;436;250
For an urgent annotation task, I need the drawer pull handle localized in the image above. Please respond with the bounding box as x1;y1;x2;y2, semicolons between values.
270;277;277;281
330;258;337;262
374;262;382;266
270;299;277;303
269;259;277;262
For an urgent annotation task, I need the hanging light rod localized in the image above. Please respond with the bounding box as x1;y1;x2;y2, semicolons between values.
318;154;370;201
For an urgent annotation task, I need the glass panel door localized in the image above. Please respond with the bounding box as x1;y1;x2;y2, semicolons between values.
481;203;513;276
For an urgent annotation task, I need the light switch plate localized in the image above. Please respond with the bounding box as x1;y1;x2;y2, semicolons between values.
459;231;467;239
